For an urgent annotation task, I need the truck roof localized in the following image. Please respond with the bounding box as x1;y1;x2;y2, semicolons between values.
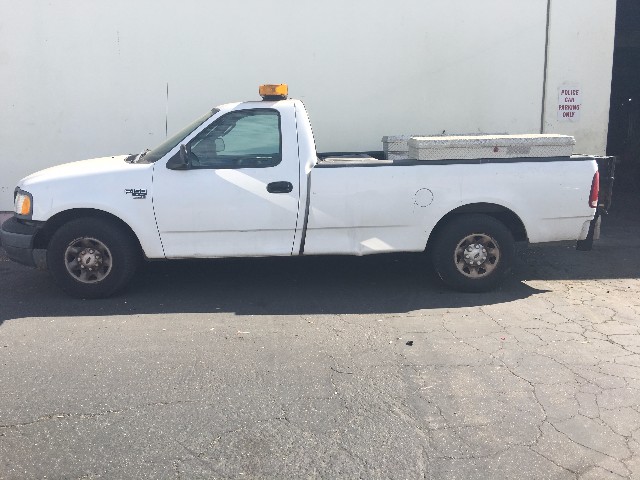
215;99;300;113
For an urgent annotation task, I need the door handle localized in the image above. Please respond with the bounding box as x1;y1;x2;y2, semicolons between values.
266;181;293;194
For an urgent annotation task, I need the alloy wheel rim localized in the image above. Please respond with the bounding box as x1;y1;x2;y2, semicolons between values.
454;233;500;278
64;237;113;283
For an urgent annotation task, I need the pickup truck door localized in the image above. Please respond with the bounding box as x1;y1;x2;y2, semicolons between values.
152;106;301;258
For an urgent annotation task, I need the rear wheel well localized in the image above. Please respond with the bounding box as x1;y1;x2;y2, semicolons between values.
427;203;528;249
34;209;142;252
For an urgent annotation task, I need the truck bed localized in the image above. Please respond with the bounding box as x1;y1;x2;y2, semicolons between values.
316;152;597;168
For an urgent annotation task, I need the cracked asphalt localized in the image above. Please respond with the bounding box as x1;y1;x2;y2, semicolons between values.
1;190;639;479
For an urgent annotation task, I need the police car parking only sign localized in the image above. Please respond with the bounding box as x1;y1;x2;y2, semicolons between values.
558;85;581;122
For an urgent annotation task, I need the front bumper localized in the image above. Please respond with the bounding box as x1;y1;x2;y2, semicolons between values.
0;216;46;268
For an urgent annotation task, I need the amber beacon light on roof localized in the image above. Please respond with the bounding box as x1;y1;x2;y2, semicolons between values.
259;84;288;100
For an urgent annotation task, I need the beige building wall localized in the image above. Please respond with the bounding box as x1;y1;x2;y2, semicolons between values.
0;0;616;210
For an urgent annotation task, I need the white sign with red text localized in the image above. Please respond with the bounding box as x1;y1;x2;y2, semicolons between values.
558;85;581;122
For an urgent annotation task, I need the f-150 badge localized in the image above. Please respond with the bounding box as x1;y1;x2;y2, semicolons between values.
125;188;147;199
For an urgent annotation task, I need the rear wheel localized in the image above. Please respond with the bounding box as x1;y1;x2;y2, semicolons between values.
47;217;139;298
431;214;514;292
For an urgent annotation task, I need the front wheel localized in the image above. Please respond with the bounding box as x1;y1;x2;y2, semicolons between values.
47;218;139;298
431;214;515;292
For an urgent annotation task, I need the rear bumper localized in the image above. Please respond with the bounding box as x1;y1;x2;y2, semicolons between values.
0;217;46;268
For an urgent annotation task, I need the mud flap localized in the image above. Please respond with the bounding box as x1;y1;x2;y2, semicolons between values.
576;156;615;252
576;213;599;251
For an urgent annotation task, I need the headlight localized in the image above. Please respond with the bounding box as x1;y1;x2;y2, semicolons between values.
14;189;33;218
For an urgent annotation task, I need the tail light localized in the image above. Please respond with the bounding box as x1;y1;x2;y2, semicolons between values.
589;171;599;208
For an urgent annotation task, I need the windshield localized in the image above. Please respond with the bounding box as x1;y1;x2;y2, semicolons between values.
139;108;220;163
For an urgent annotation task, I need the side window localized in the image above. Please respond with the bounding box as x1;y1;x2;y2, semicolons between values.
188;109;281;168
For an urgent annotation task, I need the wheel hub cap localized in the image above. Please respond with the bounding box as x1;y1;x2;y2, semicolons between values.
77;249;103;270
463;244;487;266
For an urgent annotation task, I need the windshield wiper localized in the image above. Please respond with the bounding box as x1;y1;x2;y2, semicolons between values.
135;149;151;163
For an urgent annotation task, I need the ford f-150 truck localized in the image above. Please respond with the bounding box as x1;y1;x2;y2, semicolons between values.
1;85;606;298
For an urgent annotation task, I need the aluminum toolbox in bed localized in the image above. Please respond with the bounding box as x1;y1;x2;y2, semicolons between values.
408;134;575;161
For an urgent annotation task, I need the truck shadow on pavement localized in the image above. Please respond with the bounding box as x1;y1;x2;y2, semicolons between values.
0;252;550;324
1;189;638;325
0;237;636;325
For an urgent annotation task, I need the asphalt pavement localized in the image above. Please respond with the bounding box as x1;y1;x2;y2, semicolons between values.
1;191;639;479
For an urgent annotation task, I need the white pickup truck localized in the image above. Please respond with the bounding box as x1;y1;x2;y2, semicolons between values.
1;85;607;298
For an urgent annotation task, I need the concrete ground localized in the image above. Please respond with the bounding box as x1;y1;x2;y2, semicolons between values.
0;191;639;479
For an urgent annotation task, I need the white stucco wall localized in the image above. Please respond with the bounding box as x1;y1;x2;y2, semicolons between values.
0;0;616;210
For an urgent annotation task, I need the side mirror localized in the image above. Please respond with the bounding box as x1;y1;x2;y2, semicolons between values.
166;144;191;170
215;138;225;153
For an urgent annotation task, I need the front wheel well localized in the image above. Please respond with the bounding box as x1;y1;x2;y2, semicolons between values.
34;209;142;252
427;203;528;249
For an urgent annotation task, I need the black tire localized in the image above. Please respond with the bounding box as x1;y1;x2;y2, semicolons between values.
431;214;514;292
47;217;139;299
